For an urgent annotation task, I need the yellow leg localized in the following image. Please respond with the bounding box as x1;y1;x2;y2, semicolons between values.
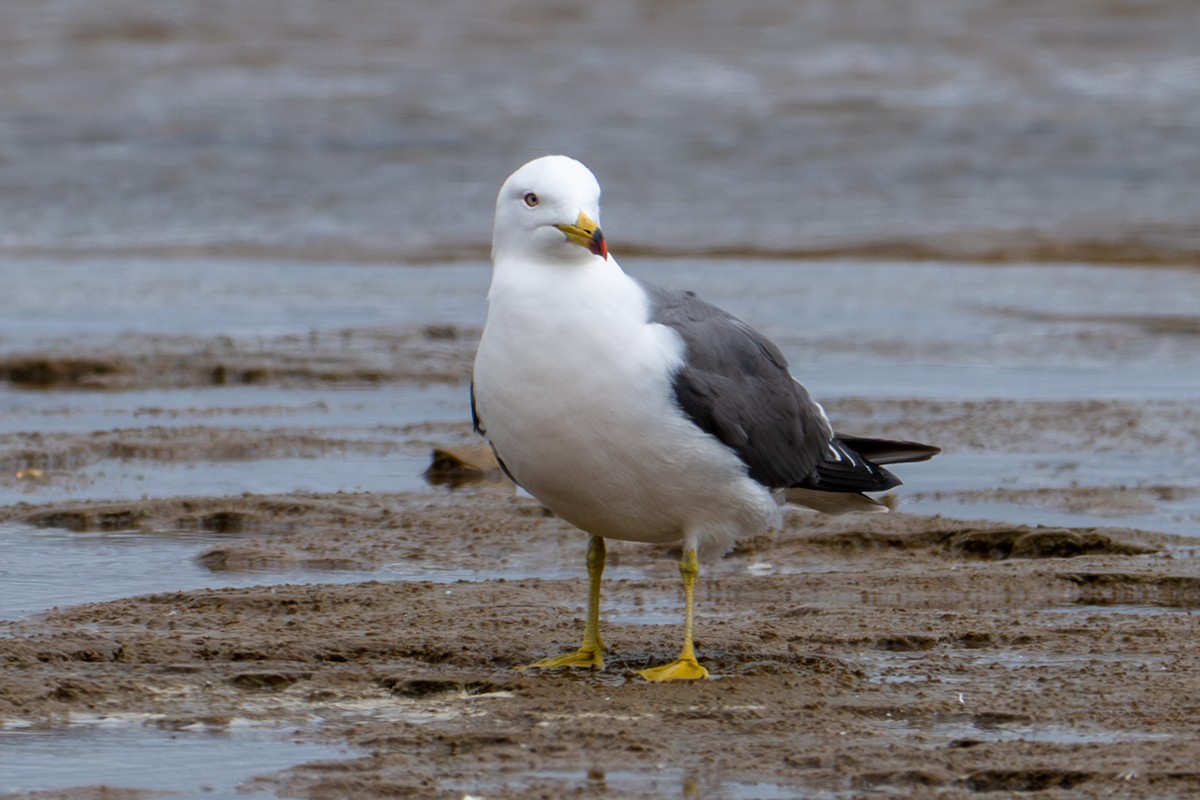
518;535;606;671
639;547;710;681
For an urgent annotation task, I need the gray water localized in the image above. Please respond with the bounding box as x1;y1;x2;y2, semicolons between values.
5;257;1200;394
3;256;1198;621
0;259;488;344
0;717;350;798
0;381;463;507
0;520;654;622
0;384;464;437
903;450;1200;535
1;0;1197;261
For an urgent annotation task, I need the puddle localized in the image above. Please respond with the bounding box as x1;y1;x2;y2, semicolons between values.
0;522;656;622
791;361;1200;403
0;523;357;621
0;716;351;798
899;450;1200;536
449;768;829;800
947;721;1174;746
966;650;1166;670
861;645;1169;692
3;451;435;506
605;596;687;626
0;383;468;505
1047;603;1199;618
0;383;468;436
868;714;1176;753
869;715;1173;746
906;496;1200;538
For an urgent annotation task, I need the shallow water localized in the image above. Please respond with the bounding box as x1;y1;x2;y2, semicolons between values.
902;450;1200;536
0;381;466;507
0;382;464;507
646;259;1200;396
5;257;1200;397
871;715;1174;747
0;383;465;435
0;522;368;620
2;0;1198;261
450;769;821;800
0;521;656;622
0;716;351;798
3;256;1198;621
0;259;488;344
5;257;1197;524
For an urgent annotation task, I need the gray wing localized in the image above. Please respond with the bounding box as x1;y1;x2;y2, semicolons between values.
639;279;901;493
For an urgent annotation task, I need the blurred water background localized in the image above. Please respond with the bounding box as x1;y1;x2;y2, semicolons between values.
1;0;1197;263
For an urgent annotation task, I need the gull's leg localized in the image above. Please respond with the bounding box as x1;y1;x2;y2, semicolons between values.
638;547;710;681
518;535;606;671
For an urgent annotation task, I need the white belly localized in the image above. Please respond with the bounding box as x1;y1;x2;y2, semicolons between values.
473;273;781;556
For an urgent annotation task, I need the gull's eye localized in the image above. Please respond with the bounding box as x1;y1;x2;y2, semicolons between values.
523;192;539;207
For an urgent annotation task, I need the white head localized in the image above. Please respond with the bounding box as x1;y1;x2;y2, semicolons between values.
492;155;609;267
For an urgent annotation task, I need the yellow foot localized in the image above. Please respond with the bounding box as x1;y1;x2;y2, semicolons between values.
517;648;604;672
638;657;710;682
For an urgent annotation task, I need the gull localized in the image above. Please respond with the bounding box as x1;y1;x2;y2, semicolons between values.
472;155;939;681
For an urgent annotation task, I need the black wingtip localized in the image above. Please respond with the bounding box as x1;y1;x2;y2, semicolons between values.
832;435;941;466
793;435;937;495
807;457;903;494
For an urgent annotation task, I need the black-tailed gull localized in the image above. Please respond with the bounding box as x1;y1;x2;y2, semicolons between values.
472;155;939;681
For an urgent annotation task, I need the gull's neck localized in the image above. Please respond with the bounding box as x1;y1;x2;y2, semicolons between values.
488;253;629;305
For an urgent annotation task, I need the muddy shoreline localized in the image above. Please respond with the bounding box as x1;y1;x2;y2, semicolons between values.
2;256;1199;797
3;485;1200;798
3;375;1200;796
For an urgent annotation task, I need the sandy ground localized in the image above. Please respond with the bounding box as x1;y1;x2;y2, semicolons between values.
2;328;1200;799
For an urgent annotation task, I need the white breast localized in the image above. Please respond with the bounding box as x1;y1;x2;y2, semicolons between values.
473;258;782;556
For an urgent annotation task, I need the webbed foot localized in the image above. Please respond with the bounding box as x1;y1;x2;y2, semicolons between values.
638;656;709;682
517;647;604;671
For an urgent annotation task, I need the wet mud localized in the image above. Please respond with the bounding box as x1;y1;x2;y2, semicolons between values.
1;267;1199;797
3;485;1200;799
1;331;1200;798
